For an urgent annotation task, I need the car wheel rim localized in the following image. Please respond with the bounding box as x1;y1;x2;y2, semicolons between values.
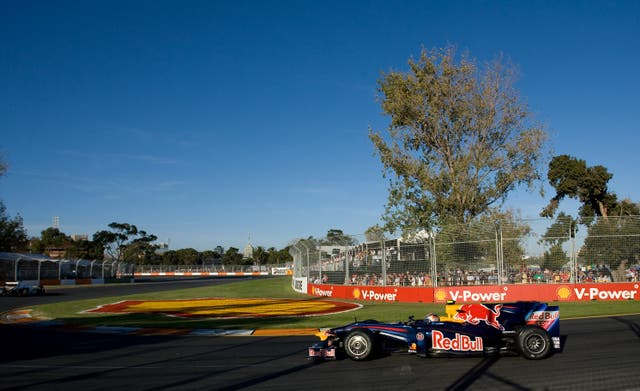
347;335;368;357
525;334;545;354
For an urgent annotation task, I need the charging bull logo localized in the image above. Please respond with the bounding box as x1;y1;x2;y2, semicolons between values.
431;330;483;352
453;304;504;330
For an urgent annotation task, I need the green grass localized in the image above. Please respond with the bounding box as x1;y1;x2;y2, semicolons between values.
28;277;640;330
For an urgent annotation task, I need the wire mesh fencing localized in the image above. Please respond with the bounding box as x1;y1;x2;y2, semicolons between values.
0;252;135;281
290;216;640;286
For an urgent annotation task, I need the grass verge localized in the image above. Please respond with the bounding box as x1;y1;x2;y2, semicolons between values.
26;277;640;330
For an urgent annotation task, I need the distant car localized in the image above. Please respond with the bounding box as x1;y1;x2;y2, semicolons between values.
308;301;560;361
2;280;45;296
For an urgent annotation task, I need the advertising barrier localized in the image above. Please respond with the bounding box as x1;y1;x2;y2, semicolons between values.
271;267;293;276
133;271;269;277
293;277;308;294
308;284;433;302
307;283;640;303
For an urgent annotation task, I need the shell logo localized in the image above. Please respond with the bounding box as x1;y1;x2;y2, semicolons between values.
352;288;361;299
556;286;572;300
435;289;447;302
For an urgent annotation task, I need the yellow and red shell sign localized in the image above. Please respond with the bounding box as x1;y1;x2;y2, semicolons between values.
86;298;361;319
556;286;572;300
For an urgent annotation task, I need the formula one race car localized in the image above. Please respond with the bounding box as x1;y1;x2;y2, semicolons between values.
1;280;45;296
308;301;560;361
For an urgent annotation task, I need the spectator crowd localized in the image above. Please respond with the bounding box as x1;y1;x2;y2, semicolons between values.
320;264;639;287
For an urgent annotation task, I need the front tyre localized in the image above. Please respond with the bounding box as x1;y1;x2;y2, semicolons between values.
517;326;552;360
344;331;374;361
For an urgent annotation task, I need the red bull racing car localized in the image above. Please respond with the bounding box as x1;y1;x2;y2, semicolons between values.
308;301;560;361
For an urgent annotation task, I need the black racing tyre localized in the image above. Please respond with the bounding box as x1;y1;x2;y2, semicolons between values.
344;331;374;361
517;326;552;360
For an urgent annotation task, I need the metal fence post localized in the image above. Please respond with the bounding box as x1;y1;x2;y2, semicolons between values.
291;245;299;278
299;242;310;281
430;231;437;288
500;224;504;284
344;247;350;284
495;223;504;285
570;222;577;283
318;246;322;283
381;239;387;286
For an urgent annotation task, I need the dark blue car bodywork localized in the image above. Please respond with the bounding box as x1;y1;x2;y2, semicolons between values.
308;301;560;361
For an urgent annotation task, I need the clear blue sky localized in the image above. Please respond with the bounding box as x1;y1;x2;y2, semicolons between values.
1;1;639;251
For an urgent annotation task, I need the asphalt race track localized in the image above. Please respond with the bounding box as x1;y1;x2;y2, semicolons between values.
1;281;639;390
0;277;253;313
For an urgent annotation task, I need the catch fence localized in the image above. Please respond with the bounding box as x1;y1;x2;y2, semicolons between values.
0;252;134;282
289;216;640;287
134;264;276;273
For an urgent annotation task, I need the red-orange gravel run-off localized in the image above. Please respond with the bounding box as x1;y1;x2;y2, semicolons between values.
86;298;361;319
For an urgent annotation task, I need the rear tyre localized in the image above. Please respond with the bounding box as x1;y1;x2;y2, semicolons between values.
517;326;552;359
344;331;374;361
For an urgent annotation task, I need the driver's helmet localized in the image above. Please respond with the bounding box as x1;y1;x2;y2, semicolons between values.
424;313;440;323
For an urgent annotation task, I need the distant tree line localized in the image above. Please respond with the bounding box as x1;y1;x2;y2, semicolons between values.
2;216;292;266
158;245;292;266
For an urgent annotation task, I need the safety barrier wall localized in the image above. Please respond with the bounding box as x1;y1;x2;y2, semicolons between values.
306;282;640;303
34;272;269;285
10;271;270;286
135;265;285;273
34;278;131;286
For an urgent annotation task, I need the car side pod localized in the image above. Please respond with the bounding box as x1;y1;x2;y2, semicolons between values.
483;346;499;356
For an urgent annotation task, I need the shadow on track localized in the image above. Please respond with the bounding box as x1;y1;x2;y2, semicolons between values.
139;337;313;391
444;356;530;391
613;316;640;338
0;324;168;363
215;361;317;391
